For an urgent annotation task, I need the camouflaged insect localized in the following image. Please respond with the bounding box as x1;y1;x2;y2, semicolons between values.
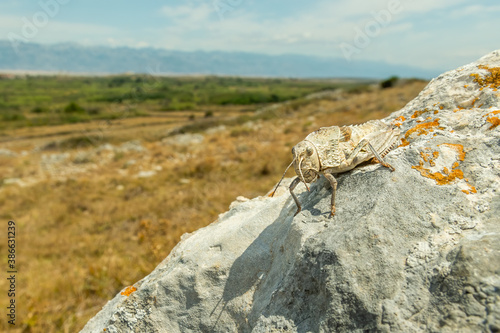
273;120;400;217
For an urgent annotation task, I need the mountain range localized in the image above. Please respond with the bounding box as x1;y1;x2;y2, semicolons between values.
0;40;440;79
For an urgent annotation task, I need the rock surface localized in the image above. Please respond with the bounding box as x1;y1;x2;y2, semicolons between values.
81;51;500;333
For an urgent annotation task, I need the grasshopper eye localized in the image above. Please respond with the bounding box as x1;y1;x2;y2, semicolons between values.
306;146;314;156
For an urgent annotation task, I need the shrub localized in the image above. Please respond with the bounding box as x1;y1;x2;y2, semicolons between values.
380;76;399;89
64;102;86;114
2;112;26;121
31;106;50;113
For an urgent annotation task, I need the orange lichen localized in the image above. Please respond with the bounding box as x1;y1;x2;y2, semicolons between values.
484;110;500;130
400;119;444;147
469;185;477;194
470;65;500;90
486;116;500;130
471;97;479;107
412;162;464;186
392;115;406;127
464;85;469;88
405;119;443;137
416;116;433;124
462;185;477;195
412;144;475;194
420;151;436;166
121;285;137;297
439;143;465;161
411;108;434;119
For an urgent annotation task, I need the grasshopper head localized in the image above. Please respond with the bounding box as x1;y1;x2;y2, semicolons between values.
292;140;320;185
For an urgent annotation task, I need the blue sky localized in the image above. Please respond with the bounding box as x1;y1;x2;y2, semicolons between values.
1;0;499;71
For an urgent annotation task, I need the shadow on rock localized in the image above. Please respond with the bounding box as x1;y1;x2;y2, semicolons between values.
211;204;295;329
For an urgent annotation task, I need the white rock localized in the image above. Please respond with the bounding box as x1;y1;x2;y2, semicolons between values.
81;51;500;333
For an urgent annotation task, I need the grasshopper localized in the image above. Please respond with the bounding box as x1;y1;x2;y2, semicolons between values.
273;120;400;217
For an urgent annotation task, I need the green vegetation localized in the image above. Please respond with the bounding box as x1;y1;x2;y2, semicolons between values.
0;75;374;129
380;76;399;89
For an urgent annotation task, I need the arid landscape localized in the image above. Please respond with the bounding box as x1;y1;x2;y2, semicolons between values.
0;75;427;332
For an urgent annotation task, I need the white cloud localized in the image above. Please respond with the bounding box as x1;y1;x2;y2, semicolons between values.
0;14;115;41
448;4;500;18
160;3;213;25
399;0;467;14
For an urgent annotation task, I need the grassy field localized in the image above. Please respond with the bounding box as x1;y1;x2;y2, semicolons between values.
0;75;374;130
0;74;427;332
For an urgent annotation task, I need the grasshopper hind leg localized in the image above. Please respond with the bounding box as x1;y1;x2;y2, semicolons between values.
346;138;396;172
366;141;395;171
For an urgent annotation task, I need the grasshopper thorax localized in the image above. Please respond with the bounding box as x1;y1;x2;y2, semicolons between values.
292;140;320;184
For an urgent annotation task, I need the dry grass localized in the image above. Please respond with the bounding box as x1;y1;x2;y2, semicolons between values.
0;80;427;332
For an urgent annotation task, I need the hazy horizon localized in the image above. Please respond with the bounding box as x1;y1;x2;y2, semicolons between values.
1;0;499;74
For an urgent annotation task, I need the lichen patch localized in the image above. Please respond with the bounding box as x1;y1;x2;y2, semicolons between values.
400;119;444;147
392;115;406;128
121;285;137;297
411;144;475;194
483;110;500;130
411;109;432;119
470;65;500;90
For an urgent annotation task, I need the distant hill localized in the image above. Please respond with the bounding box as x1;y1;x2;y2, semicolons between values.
0;40;439;79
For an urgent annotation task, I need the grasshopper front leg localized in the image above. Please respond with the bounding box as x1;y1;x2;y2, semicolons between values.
289;177;303;216
322;170;338;217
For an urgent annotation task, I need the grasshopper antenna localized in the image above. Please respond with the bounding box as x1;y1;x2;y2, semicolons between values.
298;157;310;191
270;159;295;197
